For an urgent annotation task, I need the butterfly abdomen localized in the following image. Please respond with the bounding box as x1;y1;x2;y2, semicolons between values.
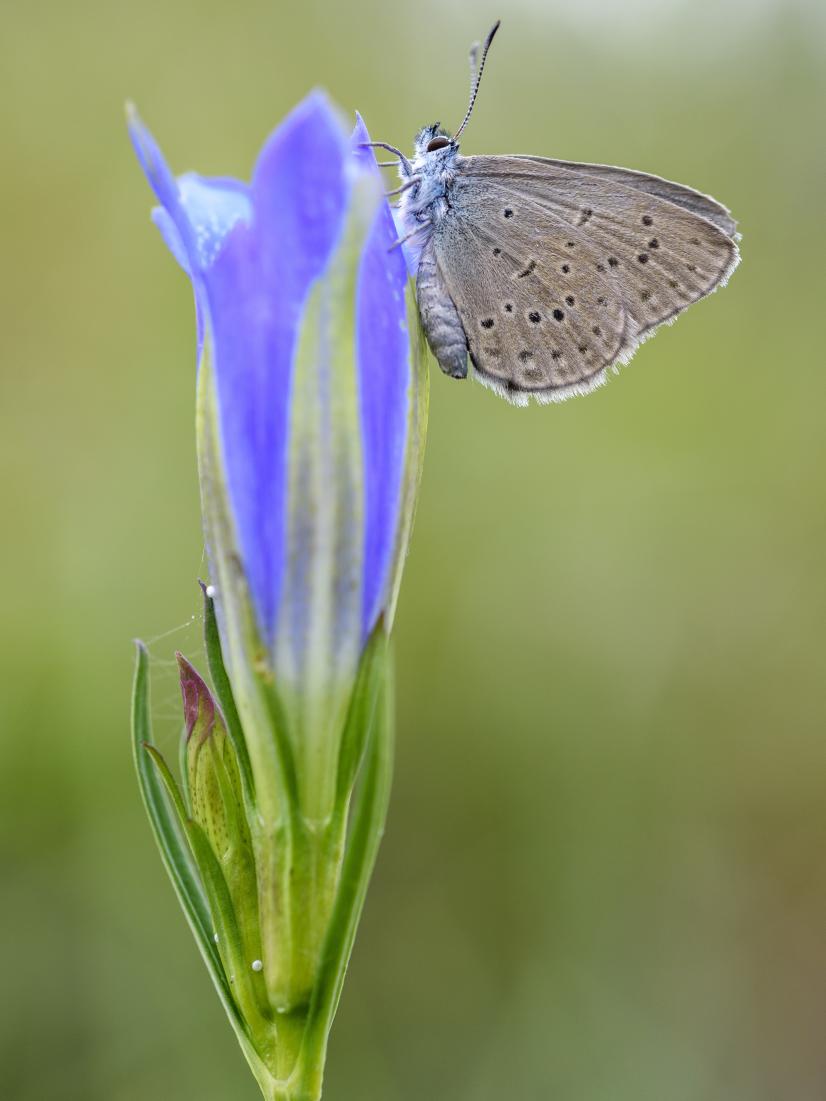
416;242;468;380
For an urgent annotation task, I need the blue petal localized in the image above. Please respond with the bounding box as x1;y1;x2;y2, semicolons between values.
352;115;411;640
129;107;252;276
200;93;352;643
151;207;190;273
177;174;252;270
130;108;253;364
128;104;196;258
148;178;252;276
131;99;413;656
130;95;351;644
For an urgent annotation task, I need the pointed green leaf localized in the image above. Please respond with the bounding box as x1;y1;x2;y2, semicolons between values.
143;742;190;826
131;642;250;1044
142;740;266;1016
178;725;191;813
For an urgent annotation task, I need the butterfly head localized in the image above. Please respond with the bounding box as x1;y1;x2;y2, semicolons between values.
414;124;456;158
410;23;500;161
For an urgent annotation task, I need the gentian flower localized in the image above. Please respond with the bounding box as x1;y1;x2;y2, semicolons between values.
129;93;427;1101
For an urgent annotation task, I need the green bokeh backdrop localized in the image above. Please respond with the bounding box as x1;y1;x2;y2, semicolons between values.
2;1;825;1097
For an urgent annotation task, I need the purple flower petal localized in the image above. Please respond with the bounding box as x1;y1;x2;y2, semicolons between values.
130;94;354;643
352;115;411;640
130;108;253;364
201;94;351;643
131;98;416;662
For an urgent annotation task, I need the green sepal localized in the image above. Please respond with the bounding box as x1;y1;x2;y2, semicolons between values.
334;616;388;810
257;671;300;821
291;652;395;1098
384;283;429;632
130;643;249;1041
200;579;256;809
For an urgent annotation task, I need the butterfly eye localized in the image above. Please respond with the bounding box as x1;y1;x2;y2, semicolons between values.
426;136;450;152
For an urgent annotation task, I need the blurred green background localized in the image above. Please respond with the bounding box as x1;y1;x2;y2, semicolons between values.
2;0;825;1097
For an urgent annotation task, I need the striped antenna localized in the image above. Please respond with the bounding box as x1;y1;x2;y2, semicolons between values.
453;20;501;142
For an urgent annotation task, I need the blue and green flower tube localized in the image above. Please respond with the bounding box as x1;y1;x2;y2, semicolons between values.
128;93;428;1101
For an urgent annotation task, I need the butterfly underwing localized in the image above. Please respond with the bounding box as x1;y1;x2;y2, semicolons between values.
366;21;740;406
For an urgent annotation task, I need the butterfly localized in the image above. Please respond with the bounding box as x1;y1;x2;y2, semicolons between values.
364;21;740;406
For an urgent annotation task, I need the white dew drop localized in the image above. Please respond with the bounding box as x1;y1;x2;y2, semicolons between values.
251;959;263;972
205;584;216;598
213;933;219;943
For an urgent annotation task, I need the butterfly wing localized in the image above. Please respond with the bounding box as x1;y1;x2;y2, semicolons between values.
492;155;738;237
426;155;738;403
425;196;630;403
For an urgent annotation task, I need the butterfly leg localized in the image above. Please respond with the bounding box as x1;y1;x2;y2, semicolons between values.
388;224;429;252
386;177;421;198
359;141;413;177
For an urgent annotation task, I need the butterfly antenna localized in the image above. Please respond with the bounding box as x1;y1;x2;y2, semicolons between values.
453;19;500;142
468;40;480;97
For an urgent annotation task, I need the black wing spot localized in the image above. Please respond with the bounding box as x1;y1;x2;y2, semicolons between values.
686;263;697;272
648;238;659;249
517;260;537;278
565;295;575;307
668;279;679;289
504;303;513;313
642;215;653;226
596;263;606;273
493;247;501;256
480;318;494;329
578;344;588;354
689;236;700;245
553;308;564;321
565;240;576;248
551;350;561;360
528;311;541;323
518;349;534;362
607;256;619;268
503;208;514;218
640;289;651;302
597;296;607;306
577;207;593;226
561;264;570;274
592;325;602;336
637;253;649;264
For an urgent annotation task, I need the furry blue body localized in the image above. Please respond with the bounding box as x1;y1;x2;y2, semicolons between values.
395;127;461;276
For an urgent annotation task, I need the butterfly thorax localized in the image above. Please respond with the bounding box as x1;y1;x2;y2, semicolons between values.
395;128;462;275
